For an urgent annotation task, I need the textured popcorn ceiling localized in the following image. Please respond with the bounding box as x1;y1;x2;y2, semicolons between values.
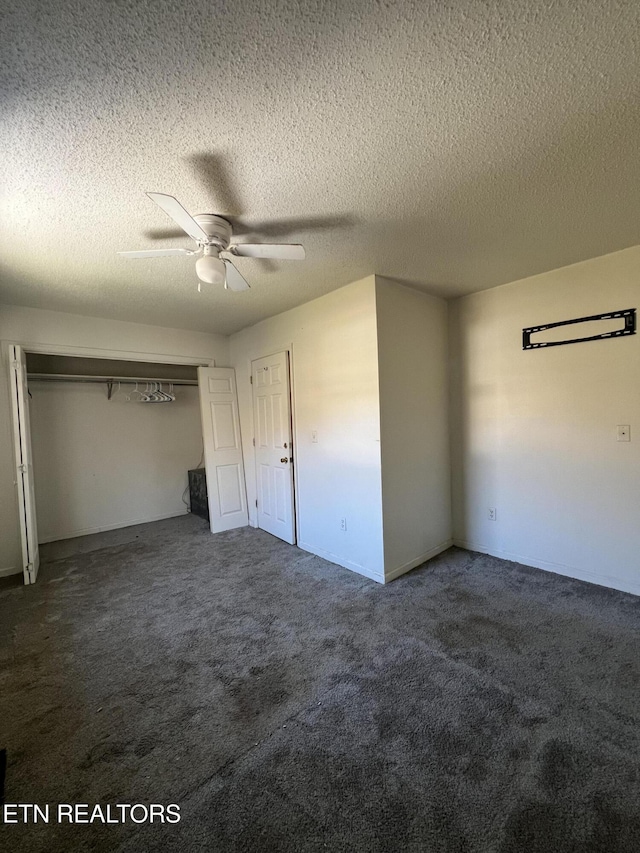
1;0;639;336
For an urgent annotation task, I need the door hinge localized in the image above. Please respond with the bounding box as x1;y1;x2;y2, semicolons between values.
17;463;27;474
255;499;258;508
250;375;253;384
252;437;255;446
26;562;35;581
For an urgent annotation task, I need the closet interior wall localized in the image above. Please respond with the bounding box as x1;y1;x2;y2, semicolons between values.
27;354;204;543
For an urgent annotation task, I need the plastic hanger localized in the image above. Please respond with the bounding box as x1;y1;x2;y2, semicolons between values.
127;381;143;402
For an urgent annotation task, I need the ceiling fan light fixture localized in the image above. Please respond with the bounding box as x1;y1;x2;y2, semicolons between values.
195;253;226;285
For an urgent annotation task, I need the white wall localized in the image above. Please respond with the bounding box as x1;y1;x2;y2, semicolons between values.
0;304;228;574
449;245;640;595
29;382;203;542
376;278;452;580
230;277;385;582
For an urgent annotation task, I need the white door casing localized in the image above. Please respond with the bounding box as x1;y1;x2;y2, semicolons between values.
9;344;40;584
252;351;296;545
198;367;249;532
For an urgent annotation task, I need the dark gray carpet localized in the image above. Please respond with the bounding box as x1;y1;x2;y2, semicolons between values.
1;515;639;852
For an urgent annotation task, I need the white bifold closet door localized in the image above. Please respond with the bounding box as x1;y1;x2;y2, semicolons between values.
9;344;40;584
198;367;249;533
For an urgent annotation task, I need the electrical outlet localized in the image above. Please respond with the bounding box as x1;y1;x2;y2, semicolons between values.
340;518;347;531
488;508;497;521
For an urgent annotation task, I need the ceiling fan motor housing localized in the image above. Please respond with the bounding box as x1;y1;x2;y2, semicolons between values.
193;214;232;249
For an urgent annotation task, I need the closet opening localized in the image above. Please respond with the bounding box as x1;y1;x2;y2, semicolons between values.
25;352;207;549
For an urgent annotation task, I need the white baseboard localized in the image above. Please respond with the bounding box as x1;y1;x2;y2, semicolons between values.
0;565;21;578
453;539;640;598
384;538;454;583
297;540;385;584
39;510;190;544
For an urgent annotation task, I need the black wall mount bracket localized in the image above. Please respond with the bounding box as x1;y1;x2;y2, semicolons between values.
522;308;636;350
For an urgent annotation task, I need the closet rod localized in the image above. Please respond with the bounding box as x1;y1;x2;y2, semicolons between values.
27;374;198;400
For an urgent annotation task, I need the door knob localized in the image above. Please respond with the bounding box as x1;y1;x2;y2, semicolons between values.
280;457;288;463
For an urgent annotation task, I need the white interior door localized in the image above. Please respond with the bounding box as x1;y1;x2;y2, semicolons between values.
252;351;295;545
9;344;40;584
198;367;248;532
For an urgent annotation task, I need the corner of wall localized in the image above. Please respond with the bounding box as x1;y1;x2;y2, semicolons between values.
229;276;385;580
374;278;452;579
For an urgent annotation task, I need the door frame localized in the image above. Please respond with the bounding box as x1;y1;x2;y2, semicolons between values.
245;343;298;544
2;338;215;582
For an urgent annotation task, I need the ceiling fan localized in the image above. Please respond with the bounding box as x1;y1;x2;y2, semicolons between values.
118;193;305;291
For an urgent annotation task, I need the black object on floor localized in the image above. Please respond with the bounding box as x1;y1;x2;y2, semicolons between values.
1;515;639;852
188;467;209;521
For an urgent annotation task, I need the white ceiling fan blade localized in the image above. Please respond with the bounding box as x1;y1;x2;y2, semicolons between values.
229;243;305;260
146;192;209;243
117;248;197;258
224;260;251;291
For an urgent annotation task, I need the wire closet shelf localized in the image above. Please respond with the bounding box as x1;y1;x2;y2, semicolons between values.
27;373;198;401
